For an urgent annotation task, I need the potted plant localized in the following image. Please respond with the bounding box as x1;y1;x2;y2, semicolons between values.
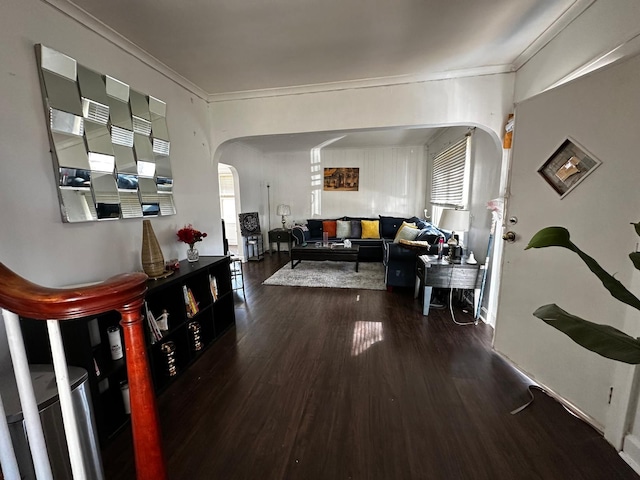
177;224;208;263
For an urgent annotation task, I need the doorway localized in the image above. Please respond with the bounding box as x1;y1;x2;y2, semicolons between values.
218;163;241;255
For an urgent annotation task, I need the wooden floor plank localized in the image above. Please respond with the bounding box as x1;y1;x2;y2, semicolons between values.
102;253;638;479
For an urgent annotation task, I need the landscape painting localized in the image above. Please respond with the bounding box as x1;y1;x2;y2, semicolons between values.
323;167;359;191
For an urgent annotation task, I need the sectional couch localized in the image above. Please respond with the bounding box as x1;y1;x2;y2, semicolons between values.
291;216;450;288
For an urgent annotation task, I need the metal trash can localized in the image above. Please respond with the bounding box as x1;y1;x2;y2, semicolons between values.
1;364;104;480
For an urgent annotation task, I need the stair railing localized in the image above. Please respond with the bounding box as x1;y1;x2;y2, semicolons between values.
0;263;166;480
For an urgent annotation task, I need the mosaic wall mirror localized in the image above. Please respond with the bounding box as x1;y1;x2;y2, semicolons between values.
35;44;176;222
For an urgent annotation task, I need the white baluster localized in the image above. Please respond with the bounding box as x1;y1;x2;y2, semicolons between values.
2;308;53;480
47;319;87;479
0;392;21;480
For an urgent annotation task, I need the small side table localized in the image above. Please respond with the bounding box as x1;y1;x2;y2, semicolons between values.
415;255;483;316
268;228;292;254
245;234;264;262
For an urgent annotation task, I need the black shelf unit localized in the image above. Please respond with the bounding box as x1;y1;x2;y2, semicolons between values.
19;255;235;446
144;256;235;392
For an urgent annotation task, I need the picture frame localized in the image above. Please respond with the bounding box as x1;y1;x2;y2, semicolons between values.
537;137;602;199
238;212;261;236
323;167;359;191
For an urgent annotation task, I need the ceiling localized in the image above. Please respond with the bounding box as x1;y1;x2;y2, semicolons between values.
70;0;586;96
65;0;588;151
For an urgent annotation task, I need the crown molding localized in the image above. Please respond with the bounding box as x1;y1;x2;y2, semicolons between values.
207;64;514;103
43;0;209;100
512;0;596;71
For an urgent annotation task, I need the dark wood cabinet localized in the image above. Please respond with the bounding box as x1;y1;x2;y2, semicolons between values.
20;255;235;446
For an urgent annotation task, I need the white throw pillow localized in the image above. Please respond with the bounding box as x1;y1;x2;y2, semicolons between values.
336;220;351;238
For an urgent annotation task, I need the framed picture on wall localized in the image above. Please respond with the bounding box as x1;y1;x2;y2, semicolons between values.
323;167;359;191
538;137;602;199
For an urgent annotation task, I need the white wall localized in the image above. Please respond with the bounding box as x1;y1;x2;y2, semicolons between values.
0;0;222;367
222;143;428;225
210;73;514;154
494;53;640;428
318;146;427;218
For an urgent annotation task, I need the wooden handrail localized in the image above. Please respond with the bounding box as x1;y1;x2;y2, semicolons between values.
0;263;167;480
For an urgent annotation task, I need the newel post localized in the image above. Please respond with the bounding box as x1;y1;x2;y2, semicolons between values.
118;301;167;480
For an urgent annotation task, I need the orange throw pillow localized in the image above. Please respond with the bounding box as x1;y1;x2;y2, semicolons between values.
322;220;337;237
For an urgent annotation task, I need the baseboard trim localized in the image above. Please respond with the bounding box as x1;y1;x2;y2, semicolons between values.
493;350;604;433
619;451;640;475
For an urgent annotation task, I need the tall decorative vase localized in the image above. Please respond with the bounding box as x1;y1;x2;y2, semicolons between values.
141;220;165;277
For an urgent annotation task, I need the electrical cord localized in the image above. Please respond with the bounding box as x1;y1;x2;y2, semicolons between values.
449;287;476;326
446;261;476;326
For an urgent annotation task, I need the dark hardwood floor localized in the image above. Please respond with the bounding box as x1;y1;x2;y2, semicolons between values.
102;253;638;479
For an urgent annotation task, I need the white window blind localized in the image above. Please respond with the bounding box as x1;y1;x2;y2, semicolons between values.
219;173;234;197
430;136;470;207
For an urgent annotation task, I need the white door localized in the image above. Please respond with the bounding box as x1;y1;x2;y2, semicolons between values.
493;55;640;455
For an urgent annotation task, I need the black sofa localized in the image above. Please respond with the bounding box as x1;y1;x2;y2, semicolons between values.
291;217;450;281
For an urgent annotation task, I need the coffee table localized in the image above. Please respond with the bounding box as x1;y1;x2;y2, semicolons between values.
291;244;360;271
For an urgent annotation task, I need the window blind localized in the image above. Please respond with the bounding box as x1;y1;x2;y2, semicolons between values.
430;137;469;207
219;173;234;196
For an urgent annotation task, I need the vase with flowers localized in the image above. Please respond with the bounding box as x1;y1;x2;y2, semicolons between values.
177;224;207;262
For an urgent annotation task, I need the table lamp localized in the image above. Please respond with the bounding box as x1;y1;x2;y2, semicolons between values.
276;204;291;229
438;209;470;263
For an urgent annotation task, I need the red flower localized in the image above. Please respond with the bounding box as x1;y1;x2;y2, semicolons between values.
177;224;207;247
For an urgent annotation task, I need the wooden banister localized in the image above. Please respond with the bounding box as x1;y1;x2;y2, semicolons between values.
0;263;167;480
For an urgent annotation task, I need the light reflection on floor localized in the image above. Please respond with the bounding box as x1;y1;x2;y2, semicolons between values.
351;321;384;356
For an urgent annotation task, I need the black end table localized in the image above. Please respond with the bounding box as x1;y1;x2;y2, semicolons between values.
268;228;292;254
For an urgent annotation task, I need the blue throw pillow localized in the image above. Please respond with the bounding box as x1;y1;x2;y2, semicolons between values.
306;219;323;238
409;216;429;230
379;216;410;238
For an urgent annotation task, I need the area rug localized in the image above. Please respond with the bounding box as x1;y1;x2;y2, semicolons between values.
263;261;386;290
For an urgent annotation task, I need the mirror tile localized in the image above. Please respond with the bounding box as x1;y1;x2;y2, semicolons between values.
40;45;76;81
84;120;114;156
129;90;150;120
52;132;90;170
119;191;144;218
105;76;129;102
159;194;177;216
113;144;137;174
59;187;98;222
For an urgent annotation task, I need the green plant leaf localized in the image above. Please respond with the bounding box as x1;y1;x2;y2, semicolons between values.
527;227;640;312
631;252;640;271
533;304;640;364
525;226;573;250
632;222;640;237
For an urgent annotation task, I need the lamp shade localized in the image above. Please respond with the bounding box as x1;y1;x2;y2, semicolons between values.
438;209;470;232
276;204;291;216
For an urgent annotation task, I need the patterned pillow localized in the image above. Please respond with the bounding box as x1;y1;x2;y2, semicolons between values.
322;220;337;237
361;220;380;239
350;220;362;238
336;220;351;238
